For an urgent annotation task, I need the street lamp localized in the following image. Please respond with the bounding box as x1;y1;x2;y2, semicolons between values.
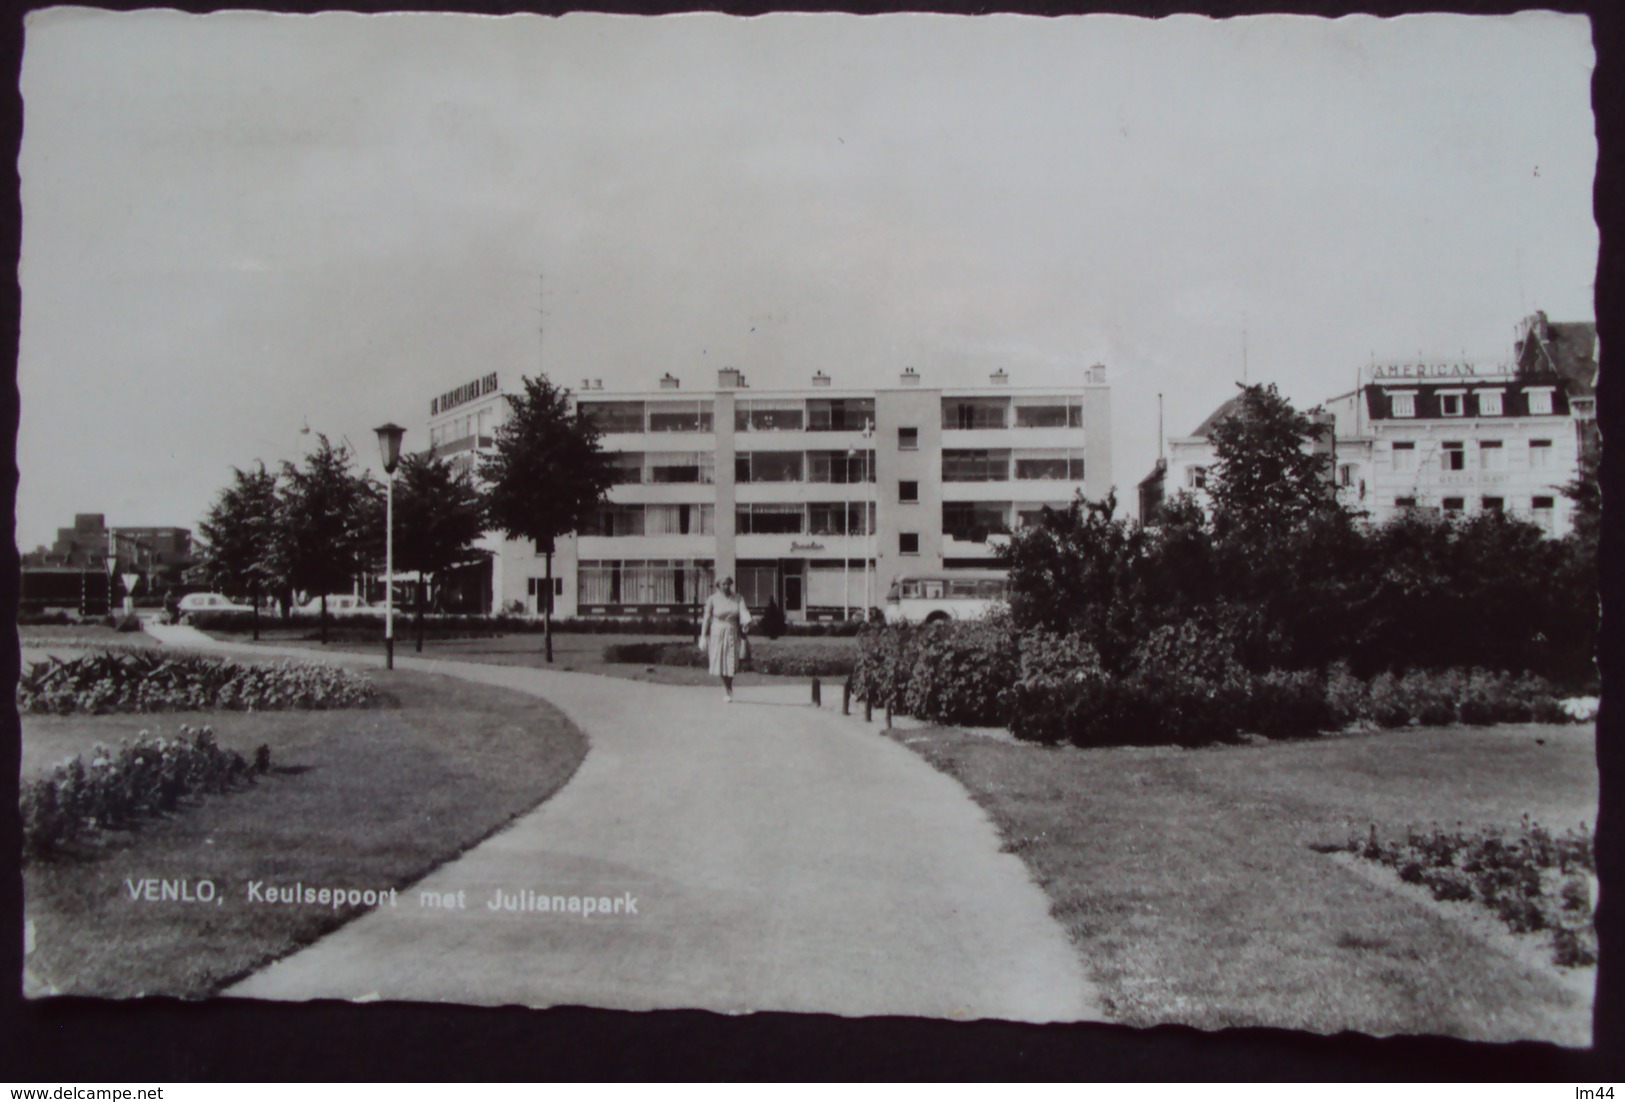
862;417;875;617
374;422;406;670
845;444;856;620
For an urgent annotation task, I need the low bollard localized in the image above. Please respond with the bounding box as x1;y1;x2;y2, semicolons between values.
811;677;821;706
842;680;851;716
864;698;873;722
885;703;893;728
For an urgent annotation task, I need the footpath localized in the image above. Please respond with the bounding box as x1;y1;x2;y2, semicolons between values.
144;623;1099;1022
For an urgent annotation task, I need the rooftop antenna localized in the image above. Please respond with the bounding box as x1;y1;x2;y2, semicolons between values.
1241;312;1249;384
1157;392;1164;461
539;273;546;378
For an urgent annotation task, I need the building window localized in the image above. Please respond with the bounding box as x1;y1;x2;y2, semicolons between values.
736;564;778;609
943;449;1011;482
1482;496;1504;514
1439;391;1465;417
578;401;646;434
646;452;715;484
1441;442;1466;471
1526;387;1555;415
1389;392;1417;418
736;503;804;535
647;400;714;433
1391;441;1417;471
1532;496;1556;534
644;504;715;536
1442;496;1465;514
941;397;1009;430
899;480;919;503
1395;496;1418;510
942;502;1011;543
807;450;873;483
898;427;919;450
1476;390;1504;416
581;504;645;537
1012;399;1084;428
576;559;715;608
608;453;644;485
899;532;920;555
1479;440;1505;470
736;451;804;483
1529;439;1553;469
807;397;875;432
1016;502;1070;528
734;400;804;432
1014;452;1085;480
807;503;873;536
1338;463;1355;487
1186;465;1208;489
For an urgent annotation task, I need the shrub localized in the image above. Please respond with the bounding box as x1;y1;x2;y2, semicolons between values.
1397;669;1461;726
19;610;72;626
1420;866;1475;903
1127;624;1251;745
1325;662;1369;727
758;599;787;640
900;614;1020;726
1365;671;1410;728
600;640;855;677
1246;668;1332;738
851;623;924;712
21;724;269;860
17;651;377;714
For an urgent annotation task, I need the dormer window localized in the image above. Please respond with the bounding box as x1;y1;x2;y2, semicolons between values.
1438;389;1467;417
1526;386;1555;415
1388;391;1417;418
1476;389;1504;416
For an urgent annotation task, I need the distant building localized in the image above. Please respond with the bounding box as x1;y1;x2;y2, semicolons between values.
21;513;196;613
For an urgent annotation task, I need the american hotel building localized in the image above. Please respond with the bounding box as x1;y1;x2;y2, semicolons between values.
426;364;1112;619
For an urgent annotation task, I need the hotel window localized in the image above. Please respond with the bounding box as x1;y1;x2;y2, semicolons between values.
1479;440;1505;470
1439;391;1465;417
736;451;804;483
898;427;919;450
1442;497;1465;515
1532;496;1556;534
578;401;646;434
644;504;715;536
646;451;715;484
807;450;873;483
1014;451;1085;480
1186;465;1208;490
1016;502;1069;528
899;532;920;555
607;453;644;485
735;503;804;535
1529;439;1553;469
942;502;1012;543
943;449;1011;482
807;503;873;537
1339;463;1355;487
1012;398;1084;428
581;504;646;537
1395;496;1418;510
735;400;804;432
941;397;1009;430
647;399;714;433
1391;441;1417;471
1476;390;1504;416
807;397;875;432
1441;442;1466;471
1389;392;1417;418
899;480;919;503
1526;387;1555;415
1482;497;1505;514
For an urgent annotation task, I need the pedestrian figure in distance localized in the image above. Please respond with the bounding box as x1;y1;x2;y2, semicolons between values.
699;576;752;703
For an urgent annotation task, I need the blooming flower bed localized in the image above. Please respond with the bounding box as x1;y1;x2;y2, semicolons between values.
1345;817;1596;967
21;725;270;860
17;650;378;715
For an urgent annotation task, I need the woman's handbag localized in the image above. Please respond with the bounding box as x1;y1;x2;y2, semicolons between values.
739;633;752;663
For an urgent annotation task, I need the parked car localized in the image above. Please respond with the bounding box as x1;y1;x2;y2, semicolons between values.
176;592;256;623
297;594;374;616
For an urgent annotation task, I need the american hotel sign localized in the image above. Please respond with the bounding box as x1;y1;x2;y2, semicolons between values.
1365;361;1503;381
431;373;500;416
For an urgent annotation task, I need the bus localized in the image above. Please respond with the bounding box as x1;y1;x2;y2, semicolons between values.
883;569;1009;625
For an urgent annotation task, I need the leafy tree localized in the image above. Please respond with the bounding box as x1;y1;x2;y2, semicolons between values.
391;449;489;652
196;463;285;639
281;435;381;645
1206;383;1339;542
479;374;618;661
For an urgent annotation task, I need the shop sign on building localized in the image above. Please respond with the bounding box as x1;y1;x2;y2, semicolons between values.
431;372;499;416
1365;361;1497;381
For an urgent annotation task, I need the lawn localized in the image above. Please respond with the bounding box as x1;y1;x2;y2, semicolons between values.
22;668;588;999
889;721;1597;1045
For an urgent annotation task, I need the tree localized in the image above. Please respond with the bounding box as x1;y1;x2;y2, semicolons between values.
479;374;618;661
1205;383;1339;542
196;463;285;640
392;449;489;652
280;435;381;645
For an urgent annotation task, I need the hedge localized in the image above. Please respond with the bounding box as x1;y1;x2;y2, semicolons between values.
601;640;857;678
189;609;866;639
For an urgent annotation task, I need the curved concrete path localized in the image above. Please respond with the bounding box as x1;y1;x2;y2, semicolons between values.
147;625;1098;1021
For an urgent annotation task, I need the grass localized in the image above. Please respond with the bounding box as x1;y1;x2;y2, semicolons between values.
231;631;857;689
888;721;1597;1045
22;668;588;999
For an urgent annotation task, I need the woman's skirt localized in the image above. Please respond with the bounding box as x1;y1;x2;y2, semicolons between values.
708;620;741;677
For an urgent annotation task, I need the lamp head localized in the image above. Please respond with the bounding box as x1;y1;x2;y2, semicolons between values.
373;422;406;475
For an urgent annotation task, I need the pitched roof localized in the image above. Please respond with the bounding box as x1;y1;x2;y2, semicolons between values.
1518;312;1598;397
1187;394;1246;438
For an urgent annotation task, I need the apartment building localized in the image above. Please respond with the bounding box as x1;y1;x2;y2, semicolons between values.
436;364;1111;620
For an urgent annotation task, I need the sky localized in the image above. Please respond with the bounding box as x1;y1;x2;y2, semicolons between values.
15;8;1598;548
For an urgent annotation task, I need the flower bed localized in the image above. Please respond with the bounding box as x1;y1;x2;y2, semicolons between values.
18;651;378;715
21;725;270;860
1344;818;1596;967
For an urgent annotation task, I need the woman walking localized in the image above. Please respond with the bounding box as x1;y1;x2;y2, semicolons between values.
699;577;753;702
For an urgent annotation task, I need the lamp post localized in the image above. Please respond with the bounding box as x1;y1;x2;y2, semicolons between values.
862;418;875;617
374;422;406;670
845;444;856;620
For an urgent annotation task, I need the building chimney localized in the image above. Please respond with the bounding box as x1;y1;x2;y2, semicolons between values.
717;367;743;389
659;373;681;390
1086;363;1107;385
812;371;831;388
990;369;1009;385
900;367;920;386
